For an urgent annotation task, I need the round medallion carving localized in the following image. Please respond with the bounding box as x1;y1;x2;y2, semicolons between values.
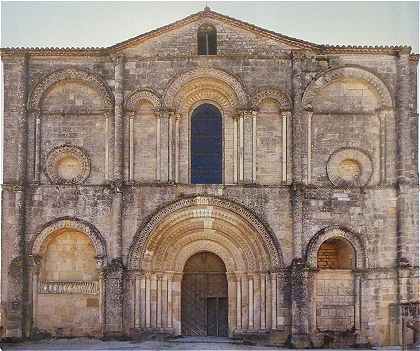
327;148;372;187
45;145;90;185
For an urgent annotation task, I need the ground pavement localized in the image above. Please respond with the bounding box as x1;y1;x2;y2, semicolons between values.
0;336;412;350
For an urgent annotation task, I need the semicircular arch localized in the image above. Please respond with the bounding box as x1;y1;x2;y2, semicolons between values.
164;68;248;109
252;88;292;111
305;226;367;269
29;68;114;111
30;217;107;260
127;196;283;272
302;65;393;110
125;88;161;111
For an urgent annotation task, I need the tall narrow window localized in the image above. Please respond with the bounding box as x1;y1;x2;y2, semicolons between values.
191;104;222;184
198;24;217;55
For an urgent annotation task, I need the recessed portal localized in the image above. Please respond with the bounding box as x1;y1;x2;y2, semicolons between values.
181;252;228;336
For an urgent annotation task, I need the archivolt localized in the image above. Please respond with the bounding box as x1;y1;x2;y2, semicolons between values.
127;196;283;272
29;68;114;111
305;226;367;269
125;89;161;111
164;68;248;109
251;88;292;111
302;65;393;109
30;217;107;259
173;78;239;113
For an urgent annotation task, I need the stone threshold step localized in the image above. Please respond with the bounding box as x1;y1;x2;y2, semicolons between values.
168;337;244;344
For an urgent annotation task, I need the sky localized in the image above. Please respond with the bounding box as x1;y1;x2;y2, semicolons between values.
1;1;419;51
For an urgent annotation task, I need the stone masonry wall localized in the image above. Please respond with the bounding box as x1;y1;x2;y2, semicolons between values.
1;13;418;347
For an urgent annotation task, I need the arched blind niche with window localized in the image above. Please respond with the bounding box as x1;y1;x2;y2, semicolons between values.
191;103;223;184
197;24;217;55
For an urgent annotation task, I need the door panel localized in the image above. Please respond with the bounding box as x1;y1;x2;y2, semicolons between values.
181;252;228;336
207;297;218;336
218;297;228;337
182;273;207;336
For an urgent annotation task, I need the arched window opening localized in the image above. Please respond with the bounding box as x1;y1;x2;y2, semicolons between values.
198;24;217;55
317;238;355;269
191;103;222;184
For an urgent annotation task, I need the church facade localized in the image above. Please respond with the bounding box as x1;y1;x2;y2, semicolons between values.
1;8;419;347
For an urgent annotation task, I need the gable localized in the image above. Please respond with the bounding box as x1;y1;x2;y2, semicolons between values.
117;10;315;57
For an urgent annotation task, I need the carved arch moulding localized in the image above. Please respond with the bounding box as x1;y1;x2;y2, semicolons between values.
251;88;292;111
127;196;283;271
30;217;108;266
302;65;393;110
28;68;115;111
125;89;162;112
163;68;249;110
305;226;367;270
172;79;240;113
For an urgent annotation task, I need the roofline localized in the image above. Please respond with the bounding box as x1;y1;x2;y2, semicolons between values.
0;8;416;58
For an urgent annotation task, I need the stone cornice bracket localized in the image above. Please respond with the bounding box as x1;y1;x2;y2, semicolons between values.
291;49;309;60
398;46;412;56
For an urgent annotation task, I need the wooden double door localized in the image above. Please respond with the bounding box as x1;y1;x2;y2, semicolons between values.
181;252;228;337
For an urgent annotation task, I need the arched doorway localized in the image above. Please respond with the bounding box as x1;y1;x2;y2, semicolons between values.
181;252;228;336
191;103;223;184
127;196;283;336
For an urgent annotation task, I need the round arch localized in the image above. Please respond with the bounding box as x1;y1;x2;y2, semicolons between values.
305;226;367;269
29;68;114;111
302;65;393;110
163;68;248;110
251;88;292;111
125;88;161;112
30;217;107;261
127;196;283;271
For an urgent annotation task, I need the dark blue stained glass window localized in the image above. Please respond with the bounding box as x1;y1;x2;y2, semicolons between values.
191;104;222;184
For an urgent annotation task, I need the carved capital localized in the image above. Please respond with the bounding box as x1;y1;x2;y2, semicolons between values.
2;184;24;192
238;109;256;119
95;255;106;271
304;104;313;112
226;272;237;282
28;254;42;269
110;54;124;67
156;109;173;119
108;180;123;194
171;272;183;282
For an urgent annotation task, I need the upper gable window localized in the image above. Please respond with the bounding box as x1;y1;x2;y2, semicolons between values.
197;24;217;55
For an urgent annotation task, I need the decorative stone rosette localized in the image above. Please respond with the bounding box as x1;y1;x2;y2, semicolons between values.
45;145;91;185
327;148;372;187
